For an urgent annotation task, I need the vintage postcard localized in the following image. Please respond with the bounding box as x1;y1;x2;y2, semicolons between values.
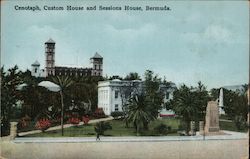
1;0;249;159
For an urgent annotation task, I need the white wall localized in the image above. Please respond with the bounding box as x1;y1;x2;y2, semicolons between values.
98;80;176;116
98;86;111;115
31;65;40;77
110;88;122;112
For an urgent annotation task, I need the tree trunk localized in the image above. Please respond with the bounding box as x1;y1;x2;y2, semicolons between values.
136;122;140;136
60;91;64;136
88;99;91;112
134;122;137;131
143;121;149;130
125;120;129;128
185;120;190;135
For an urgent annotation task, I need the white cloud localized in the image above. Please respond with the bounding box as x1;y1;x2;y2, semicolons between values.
104;23;157;41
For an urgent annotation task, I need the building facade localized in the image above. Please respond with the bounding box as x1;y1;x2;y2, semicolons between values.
98;79;176;115
31;38;103;77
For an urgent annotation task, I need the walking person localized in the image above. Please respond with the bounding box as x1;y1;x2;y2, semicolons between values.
96;132;100;141
95;125;101;141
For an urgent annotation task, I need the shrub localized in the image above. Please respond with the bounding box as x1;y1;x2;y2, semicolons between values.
154;123;171;135
68;117;80;125
178;121;188;131
17;115;31;129
82;116;90;124
111;111;124;119
93;108;106;119
234;115;247;131
35;118;51;132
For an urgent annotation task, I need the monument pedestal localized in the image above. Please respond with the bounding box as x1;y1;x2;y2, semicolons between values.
10;122;18;140
189;121;196;136
199;121;204;134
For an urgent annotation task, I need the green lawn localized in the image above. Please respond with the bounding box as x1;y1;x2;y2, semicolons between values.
219;121;247;132
25;118;180;137
23;118;247;137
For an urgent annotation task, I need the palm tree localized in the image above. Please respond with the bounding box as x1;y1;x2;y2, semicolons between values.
170;85;198;135
52;76;73;136
126;94;154;136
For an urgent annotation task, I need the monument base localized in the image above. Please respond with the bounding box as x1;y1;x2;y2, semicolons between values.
199;130;227;136
206;127;220;132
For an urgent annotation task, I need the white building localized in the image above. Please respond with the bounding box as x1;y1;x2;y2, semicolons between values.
98;79;176;116
31;60;45;77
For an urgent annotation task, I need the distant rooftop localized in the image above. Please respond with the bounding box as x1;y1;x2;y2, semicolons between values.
91;52;102;59
45;38;55;44
31;60;40;66
55;65;92;69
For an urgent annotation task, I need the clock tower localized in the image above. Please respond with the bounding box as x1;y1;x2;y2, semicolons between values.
45;38;55;77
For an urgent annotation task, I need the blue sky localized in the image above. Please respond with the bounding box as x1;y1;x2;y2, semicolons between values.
1;1;249;89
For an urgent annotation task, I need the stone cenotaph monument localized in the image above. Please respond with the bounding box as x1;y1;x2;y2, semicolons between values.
204;101;220;134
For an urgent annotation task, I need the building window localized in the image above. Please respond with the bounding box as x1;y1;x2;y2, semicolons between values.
35;68;37;73
115;104;119;111
165;92;169;99
94;65;97;69
115;91;119;99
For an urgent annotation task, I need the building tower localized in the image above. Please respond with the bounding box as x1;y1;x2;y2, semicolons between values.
90;52;103;76
31;60;40;77
45;38;55;77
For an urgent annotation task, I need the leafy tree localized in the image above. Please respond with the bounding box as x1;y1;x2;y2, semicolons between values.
118;81;141;121
167;82;210;135
1;66;22;136
70;76;103;112
126;94;154;136
18;73;56;119
211;87;248;130
192;81;210;121
124;70;165;131
69;82;96;114
118;72;142;118
1;66;22;117
108;75;123;80
144;70;164;129
52;76;73;136
124;72;141;81
167;85;196;134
